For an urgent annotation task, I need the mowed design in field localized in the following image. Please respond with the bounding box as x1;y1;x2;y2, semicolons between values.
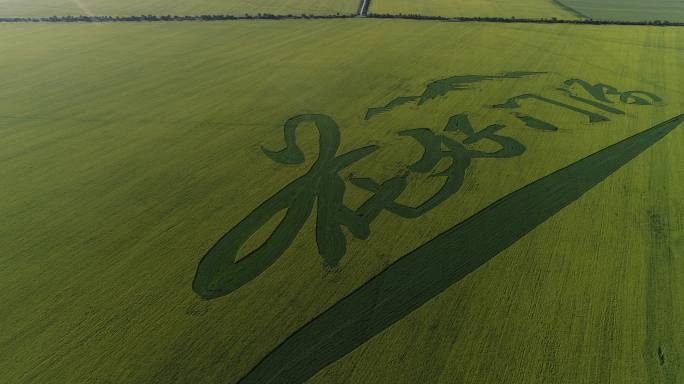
370;0;580;19
1;20;684;384
0;0;358;17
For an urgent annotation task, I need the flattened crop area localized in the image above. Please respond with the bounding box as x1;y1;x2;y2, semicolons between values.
1;20;683;384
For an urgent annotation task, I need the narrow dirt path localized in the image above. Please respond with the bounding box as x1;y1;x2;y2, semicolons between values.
358;0;370;16
71;0;94;16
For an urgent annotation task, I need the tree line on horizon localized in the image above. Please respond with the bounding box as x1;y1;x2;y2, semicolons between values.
0;13;682;26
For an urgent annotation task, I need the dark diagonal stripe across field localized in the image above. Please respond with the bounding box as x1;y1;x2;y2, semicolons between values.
239;113;684;383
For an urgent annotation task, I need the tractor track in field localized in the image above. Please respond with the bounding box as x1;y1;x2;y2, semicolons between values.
70;0;94;16
551;0;589;19
358;0;371;16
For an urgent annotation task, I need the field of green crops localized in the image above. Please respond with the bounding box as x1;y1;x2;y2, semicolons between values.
369;0;684;21
1;18;683;384
0;0;357;17
370;0;578;19
559;0;684;22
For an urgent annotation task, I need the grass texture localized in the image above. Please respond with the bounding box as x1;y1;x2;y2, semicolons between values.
0;19;683;384
0;0;358;17
370;0;579;19
558;0;684;22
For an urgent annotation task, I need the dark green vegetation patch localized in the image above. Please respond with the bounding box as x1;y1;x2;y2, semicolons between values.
194;75;664;299
240;114;684;383
365;72;545;119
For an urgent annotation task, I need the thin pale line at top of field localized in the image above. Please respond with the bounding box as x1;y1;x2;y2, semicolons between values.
69;0;93;17
0;114;274;127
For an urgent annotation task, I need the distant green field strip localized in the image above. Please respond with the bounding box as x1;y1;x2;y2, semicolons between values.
238;114;684;383
370;0;580;19
558;0;684;22
0;0;358;17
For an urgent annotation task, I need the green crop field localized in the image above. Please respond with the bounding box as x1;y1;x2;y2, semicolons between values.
0;0;357;17
558;0;684;22
370;0;580;19
1;19;683;384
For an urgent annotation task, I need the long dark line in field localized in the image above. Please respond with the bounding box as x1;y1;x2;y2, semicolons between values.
1;14;684;27
551;0;590;19
237;114;684;383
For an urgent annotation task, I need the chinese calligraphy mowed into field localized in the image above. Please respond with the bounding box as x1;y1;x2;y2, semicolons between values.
190;72;678;381
194;73;664;300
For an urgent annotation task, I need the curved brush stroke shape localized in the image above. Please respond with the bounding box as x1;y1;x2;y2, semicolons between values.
238;114;684;383
514;113;559;131
193;114;378;299
365;96;419;120
365;72;546;119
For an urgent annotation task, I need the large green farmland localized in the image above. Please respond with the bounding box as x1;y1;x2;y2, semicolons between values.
1;19;683;383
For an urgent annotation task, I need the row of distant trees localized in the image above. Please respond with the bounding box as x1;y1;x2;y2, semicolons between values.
0;13;355;23
0;13;682;26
